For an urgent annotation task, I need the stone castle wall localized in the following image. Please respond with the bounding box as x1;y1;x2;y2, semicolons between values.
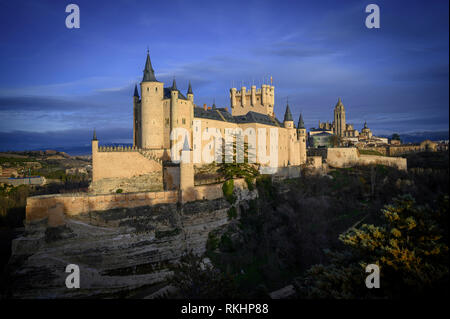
93;148;162;182
326;148;407;170
26;190;178;225
25;178;248;226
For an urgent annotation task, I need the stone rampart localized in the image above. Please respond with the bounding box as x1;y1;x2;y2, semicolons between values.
26;178;248;225
326;148;406;170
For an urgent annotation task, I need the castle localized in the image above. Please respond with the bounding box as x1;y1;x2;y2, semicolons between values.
91;51;307;195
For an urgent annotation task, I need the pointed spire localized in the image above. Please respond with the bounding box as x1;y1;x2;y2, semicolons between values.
171;77;178;91
182;134;190;151
187;81;193;95
298;113;305;129
284;99;293;122
93;129;97;141
133;84;139;97
212;98;216;109
142;50;157;82
364;121;368;129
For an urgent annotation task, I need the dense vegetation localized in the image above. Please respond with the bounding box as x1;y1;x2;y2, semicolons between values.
169;151;449;299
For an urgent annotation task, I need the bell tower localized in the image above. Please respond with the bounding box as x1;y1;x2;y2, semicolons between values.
333;97;346;137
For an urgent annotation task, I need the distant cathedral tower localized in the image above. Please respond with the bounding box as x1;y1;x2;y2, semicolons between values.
333;97;346;137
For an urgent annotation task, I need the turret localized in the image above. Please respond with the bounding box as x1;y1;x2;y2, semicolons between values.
251;85;256;106
283;101;294;128
297;113;306;138
261;84;267;106
91;129;99;182
297;114;307;164
133;84;140;147
140;50;164;149
142;50;157;82
230;87;237;109
170;78;179;145
187;81;194;103
180;135;194;203
241;86;246;107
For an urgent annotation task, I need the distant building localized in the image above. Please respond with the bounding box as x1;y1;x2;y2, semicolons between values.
0;176;46;186
309;132;334;148
0;167;18;178
359;121;373;139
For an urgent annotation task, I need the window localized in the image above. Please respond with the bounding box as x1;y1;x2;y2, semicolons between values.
147;87;149;92
182;118;186;125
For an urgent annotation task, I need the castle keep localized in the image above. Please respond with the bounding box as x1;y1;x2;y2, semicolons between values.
91;51;307;195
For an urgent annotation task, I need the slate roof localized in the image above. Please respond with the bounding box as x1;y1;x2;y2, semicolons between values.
298;113;305;129
193;107;283;127
312;132;333;137
164;88;188;100
283;104;293;122
142;51;158;82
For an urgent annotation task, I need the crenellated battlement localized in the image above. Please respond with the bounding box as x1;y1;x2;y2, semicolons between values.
95;145;163;164
98;145;139;152
229;83;275;117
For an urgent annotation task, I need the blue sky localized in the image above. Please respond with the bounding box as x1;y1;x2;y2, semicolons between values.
0;0;448;151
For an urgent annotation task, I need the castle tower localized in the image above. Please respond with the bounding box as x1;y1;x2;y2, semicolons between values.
133;84;140;147
180;136;194;202
170;78;179;148
140;50;164;149
241;86;246;107
230;87;237;109
297;114;307;164
283;101;294;128
333;97;346;137
229;82;275;116
251;85;256;106
91;129;99;182
187;81;194;103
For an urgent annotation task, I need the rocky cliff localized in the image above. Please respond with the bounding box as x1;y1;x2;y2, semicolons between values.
4;186;257;298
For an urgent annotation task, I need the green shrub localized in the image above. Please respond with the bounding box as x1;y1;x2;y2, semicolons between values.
222;179;235;204
227;207;237;220
206;232;219;251
219;234;234;252
245;176;255;191
116;189;123;193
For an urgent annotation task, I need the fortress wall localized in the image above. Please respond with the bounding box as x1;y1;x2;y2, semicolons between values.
26;179;248;226
358;146;389;156
93;151;161;182
26;190;178;225
359;155;407;170
182;178;247;202
306;156;323;169
326;147;407;170
326;148;360;168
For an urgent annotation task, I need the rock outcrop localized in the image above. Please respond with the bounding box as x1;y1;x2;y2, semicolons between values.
5;186;257;298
